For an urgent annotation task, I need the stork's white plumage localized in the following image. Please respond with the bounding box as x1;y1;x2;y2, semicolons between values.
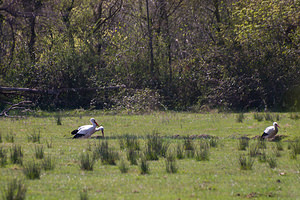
71;118;104;138
261;122;280;139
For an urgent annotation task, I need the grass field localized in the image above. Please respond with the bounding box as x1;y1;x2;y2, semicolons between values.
0;111;300;200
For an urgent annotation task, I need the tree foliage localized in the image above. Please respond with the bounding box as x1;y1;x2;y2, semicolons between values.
0;0;299;111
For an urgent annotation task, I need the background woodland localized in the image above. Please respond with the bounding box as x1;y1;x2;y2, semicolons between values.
0;0;299;112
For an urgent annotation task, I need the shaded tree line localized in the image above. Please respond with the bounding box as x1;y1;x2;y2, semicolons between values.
0;0;299;111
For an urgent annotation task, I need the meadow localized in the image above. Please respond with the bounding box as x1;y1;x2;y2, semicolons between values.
0;111;299;200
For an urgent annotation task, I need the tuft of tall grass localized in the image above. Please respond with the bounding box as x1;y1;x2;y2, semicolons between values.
239;154;254;170
23;160;41;179
0;147;7;167
258;149;267;163
9;145;23;165
248;143;260;157
289;139;300;159
46;138;53;148
238;138;249;151
123;134;140;150
93;140;118;165
145;133;169;160
266;156;277;168
118;158;129;173
41;155;55;171
183;138;194;151
140;156;150;175
253;112;264;121
79;153;95;171
5;134;14;143
127;148;138;165
195;141;210;161
27;131;40;143
2;178;27;200
165;151;178;173
176;143;185;159
289;113;299;120
275;141;284;151
208;137;218;148
34;145;44;159
264;113;274;121
56;114;62;125
256;139;267;149
80;189;88;200
236;113;244;123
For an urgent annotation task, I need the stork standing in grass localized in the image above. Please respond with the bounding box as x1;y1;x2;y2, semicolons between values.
71;118;104;138
261;122;280;139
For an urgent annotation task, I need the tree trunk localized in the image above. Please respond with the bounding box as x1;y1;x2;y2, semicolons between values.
146;0;154;75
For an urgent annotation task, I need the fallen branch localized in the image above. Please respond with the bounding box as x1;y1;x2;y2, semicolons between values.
0;85;126;95
0;101;33;118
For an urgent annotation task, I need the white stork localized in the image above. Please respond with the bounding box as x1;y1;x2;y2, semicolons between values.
261;122;280;139
71;118;104;138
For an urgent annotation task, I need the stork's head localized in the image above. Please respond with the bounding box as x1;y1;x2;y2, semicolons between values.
99;126;104;134
90;118;100;127
273;122;280;128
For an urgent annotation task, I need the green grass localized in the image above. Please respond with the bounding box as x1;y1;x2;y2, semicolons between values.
0;112;299;199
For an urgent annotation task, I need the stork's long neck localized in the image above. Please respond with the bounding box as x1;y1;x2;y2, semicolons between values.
274;125;278;133
92;121;97;128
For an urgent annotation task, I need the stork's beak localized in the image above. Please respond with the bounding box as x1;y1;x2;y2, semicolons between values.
95;121;100;127
276;124;280;128
101;129;104;137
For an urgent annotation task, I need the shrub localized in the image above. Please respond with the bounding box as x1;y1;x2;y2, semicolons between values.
23;160;41;179
79;153;95;171
41;155;55;171
10;145;23;165
238;138;249;151
239;154;254;170
1;178;27;200
236;113;244;123
27;131;40;143
118;158;129;173
34;145;44;159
